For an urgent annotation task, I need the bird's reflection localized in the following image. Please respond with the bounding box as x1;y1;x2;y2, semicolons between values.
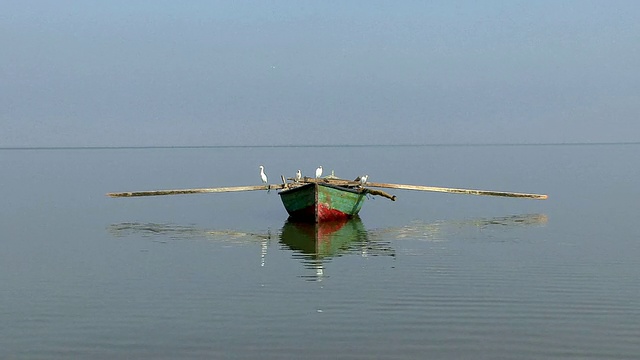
108;213;547;280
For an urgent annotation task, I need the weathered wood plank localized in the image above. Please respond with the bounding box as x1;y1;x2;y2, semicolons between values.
300;177;358;186
365;182;548;200
365;188;397;201
298;177;546;200
107;184;285;197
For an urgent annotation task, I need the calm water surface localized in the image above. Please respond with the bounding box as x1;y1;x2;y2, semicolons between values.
1;145;638;359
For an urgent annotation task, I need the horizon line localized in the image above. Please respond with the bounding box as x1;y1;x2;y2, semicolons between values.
1;141;639;150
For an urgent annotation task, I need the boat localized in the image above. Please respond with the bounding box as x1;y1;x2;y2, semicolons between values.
107;171;547;222
278;181;367;222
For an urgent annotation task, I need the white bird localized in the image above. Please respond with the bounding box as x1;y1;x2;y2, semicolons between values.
295;169;302;182
315;166;323;178
259;165;268;184
360;174;368;185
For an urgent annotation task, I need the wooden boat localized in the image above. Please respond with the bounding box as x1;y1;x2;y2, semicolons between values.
107;172;547;221
279;181;367;222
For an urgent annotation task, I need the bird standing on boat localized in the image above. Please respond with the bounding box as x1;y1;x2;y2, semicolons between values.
315;166;323;178
295;169;302;182
259;165;268;184
360;175;368;185
259;165;270;193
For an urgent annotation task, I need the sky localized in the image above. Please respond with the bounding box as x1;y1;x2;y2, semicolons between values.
2;1;639;147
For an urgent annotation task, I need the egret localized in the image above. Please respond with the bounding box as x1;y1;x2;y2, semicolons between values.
315;166;323;178
295;169;302;182
360;175;368;185
259;165;268;184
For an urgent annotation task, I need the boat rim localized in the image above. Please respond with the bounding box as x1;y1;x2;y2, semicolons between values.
278;182;364;195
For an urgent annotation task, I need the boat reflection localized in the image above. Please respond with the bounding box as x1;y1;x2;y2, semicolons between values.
372;213;549;242
279;217;390;258
108;213;547;279
108;222;273;266
279;217;395;280
108;222;272;243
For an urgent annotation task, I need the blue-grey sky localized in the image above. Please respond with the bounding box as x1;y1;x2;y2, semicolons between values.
2;1;639;146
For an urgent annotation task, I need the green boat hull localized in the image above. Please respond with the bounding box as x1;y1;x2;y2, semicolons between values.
278;183;366;222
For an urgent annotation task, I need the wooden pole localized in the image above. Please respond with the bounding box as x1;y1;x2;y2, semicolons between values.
365;182;548;200
107;184;284;197
298;177;546;200
365;188;397;201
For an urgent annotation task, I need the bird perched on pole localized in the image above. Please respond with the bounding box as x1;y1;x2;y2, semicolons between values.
315;166;323;178
360;174;368;185
259;165;268;191
295;169;302;182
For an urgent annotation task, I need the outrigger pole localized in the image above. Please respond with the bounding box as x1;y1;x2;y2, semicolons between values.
300;178;548;200
107;184;282;197
366;182;548;200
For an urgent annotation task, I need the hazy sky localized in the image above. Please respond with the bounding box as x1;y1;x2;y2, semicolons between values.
2;1;639;146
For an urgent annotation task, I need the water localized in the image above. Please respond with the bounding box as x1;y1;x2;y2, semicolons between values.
1;144;638;359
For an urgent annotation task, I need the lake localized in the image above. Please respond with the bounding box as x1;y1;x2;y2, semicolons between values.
1;144;638;359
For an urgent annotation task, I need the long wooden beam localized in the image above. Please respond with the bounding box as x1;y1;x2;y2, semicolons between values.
107;184;284;197
365;182;548;200
301;177;356;186
299;177;547;200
